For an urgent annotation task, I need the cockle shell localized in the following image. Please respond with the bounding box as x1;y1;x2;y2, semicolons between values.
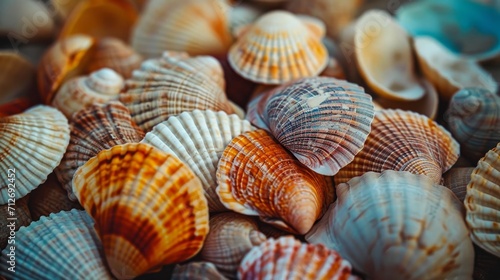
443;167;474;202
52;68;124;118
307;171;474;279
131;0;233;58
238;236;357;280
72;143;209;279
141;110;254;212
0;210;113;280
228;11;328;84
216;129;334;235
335;109;460;185
247;76;375;176
200;213;267;278
0;52;36;104
445;88;500;163
465;142;500;257
0;105;70;204
0;196;31;250
172;262;228;280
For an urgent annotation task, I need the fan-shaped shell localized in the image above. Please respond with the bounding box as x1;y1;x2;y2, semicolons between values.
172;262;228;280
55;101;144;201
216;129;334;235
247;76;375;176
0;210;113;280
307;171;474;279
335;109;460;185
443;167;474;202
238;236;357;280
0;195;31;249
72;143;209;279
0;52;36;104
465;142;500;257
445;88;500;163
0;105;70;204
141;110;254;212
228;11;328;84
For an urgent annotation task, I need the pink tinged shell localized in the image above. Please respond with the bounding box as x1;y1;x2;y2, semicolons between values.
247;76;375;176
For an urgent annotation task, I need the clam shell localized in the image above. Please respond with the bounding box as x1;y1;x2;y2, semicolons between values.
172;262;228;280
247;76;375;176
335;109;460;185
228;11;328;84
72;143;209;279
238;236;356;280
0;105;70;204
0;195;31;250
55;101;145;201
141;110;254;212
307;171;474;279
445;88;500;163
0;209;113;280
465;142;500;257
0;52;36;104
216;129;334;235
443;167;474;202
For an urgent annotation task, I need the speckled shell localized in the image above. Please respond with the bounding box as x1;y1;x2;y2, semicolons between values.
55;101;144;201
141;110;254;212
0;105;70;204
238;236;357;280
335;109;460;185
72;143;209;279
307;171;474;279
443;167;474;202
0;195;31;249
119;52;234;132
465;143;500;257
0;52;36;104
247;77;375;176
200;213;267;278
228;11;328;84
52;68;124;118
445;88;500;163
216;129;334;235
0;210;113;280
172;262;228;280
131;0;233;58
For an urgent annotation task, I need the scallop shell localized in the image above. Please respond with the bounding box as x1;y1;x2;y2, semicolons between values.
216;129;334;235
0;52;36;104
131;0;233;58
307;171;474;279
72;143;209;279
141;110;254;212
445;88;500;163
247;76;375;176
0;105;70;204
200;213;267;278
465;143;500;257
228;11;328;84
443;167;474;202
55;101;144;201
0;209;113;279
335;109;460;185
52;68;124;119
0;195;31;250
238;236;357;280
355;10;425;101
172;262;228;280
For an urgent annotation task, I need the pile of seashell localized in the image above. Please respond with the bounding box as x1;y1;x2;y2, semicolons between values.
1;0;500;279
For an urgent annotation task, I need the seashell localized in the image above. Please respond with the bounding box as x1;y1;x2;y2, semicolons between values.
307;171;474;279
228;11;328;85
119;52;234;132
59;0;138;41
55;101;144;201
37;34;96;104
445;88;500;163
141;110;254;212
0;210;114;279
0;105;70;204
414;36;497;101
355;10;425;101
0;0;55;41
131;0;233;58
51;68;124;119
443;167;474;202
86;37;143;79
335;109;460;185
72;143;209;279
473;245;500;280
465;142;500;257
0;52;36;104
238;236;357;280
0;97;40;118
172;262;228;280
247;77;375;176
216;129;334;235
0;195;31;250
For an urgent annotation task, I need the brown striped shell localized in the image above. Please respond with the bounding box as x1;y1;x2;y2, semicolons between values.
443;167;474;202
172;262;228;280
216;129;334;235
72;143;209;279
0;195;31;249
